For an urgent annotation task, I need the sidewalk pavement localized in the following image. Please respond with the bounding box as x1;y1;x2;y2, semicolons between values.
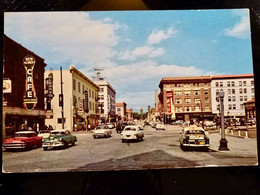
208;132;258;157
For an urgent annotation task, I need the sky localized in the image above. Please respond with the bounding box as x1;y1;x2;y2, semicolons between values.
4;9;253;112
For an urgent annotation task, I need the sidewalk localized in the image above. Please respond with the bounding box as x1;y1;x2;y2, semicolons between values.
208;132;258;157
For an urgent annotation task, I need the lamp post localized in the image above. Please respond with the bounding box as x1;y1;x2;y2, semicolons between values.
218;89;229;150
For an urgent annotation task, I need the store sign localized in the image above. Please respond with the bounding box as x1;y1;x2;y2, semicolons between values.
166;91;173;113
85;90;89;113
23;55;37;111
3;79;12;93
47;73;54;100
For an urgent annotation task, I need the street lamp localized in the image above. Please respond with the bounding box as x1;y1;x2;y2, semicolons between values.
218;89;229;151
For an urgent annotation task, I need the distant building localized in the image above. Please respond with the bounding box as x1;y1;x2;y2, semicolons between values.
3;35;47;138
126;108;134;121
211;74;254;118
116;102;127;121
45;66;100;131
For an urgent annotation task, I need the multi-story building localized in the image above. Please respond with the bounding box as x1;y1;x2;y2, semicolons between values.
126;108;134;121
211;74;255;118
158;76;212;123
95;80;116;123
3;35;47;138
45;65;100;131
116;102;127;121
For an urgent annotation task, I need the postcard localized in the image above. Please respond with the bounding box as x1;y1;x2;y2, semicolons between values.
2;10;258;173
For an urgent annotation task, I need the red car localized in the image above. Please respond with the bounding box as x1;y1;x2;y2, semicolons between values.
3;131;43;150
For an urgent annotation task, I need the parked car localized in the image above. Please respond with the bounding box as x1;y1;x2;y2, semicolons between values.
3;131;42;150
37;130;51;138
172;120;184;125
204;120;216;127
93;125;112;138
151;122;157;128
121;126;144;142
179;126;209;150
42;130;77;150
107;123;114;129
156;122;165;130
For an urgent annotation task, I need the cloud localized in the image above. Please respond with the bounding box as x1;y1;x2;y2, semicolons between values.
147;28;176;45
224;10;250;39
4;12;124;66
119;46;164;60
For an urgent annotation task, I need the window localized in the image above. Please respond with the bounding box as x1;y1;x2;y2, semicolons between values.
184;90;191;96
233;104;236;110
232;89;235;94
175;99;182;104
100;87;104;92
175;107;182;112
57;118;66;124
205;97;209;103
89;89;91;98
205;106;210;111
228;89;231;95
220;82;223;87
244;96;247;101
185;98;191;104
184;83;190;87
251;88;255;93
185;106;191;112
73;79;76;90
244;88;247;93
228;96;231;102
239;88;243;94
92;91;94;99
194;106;200;111
240;96;243;101
243;81;247;86
232;96;236;101
78;82;81;93
117;108;121;112
252;95;255;99
215;82;219;87
175;90;182;96
89;101;92;110
251;80;254;86
216;89;219;96
177;84;182;87
231;81;235;87
217;105;220;110
228;104;232;110
227;81;230;87
240;104;244;109
82;85;85;94
239;81;242;86
194;98;201;104
204;89;209;95
194;90;200;96
73;95;77;107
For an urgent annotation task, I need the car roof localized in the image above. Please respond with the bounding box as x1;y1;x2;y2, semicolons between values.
51;130;69;133
184;126;204;131
124;125;138;129
15;131;36;134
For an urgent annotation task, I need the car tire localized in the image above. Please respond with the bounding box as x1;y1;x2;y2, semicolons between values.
43;147;47;151
93;136;96;139
72;141;75;146
64;141;68;148
121;139;125;143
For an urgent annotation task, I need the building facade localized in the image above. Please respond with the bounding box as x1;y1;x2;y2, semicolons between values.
45;66;99;131
95;80;116;123
126;108;134;121
158;76;213;123
211;74;255;118
116;102;127;121
3;35;47;138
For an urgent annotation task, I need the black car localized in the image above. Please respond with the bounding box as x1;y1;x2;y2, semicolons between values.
116;122;128;133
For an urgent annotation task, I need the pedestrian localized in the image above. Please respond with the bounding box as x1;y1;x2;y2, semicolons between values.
88;124;91;131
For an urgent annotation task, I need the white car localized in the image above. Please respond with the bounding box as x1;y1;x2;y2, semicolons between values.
156;123;165;130
37;130;51;138
107;123;114;129
136;124;144;130
121;126;144;142
93;125;112;138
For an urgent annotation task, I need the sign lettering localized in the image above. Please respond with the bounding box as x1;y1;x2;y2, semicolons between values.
85;90;89;113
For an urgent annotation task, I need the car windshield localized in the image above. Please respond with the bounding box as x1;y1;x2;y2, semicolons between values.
15;133;32;137
96;126;108;129
124;127;137;131
185;130;205;135
39;130;50;134
51;131;65;135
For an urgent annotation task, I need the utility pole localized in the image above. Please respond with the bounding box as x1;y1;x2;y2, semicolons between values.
60;66;64;129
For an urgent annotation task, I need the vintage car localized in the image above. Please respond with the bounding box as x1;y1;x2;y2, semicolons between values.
42;130;77;150
37;130;51;138
107;123;114;129
93;125;112;138
121;125;144;142
172;120;184;125
179;126;210;150
3;131;43;150
156;122;165;130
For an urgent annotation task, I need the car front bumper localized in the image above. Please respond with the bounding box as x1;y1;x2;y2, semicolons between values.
42;141;64;148
3;143;27;149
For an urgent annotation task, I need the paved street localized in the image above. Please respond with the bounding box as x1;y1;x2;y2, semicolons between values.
2;125;258;173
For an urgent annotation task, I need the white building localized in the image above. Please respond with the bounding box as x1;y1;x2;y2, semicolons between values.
45;66;100;131
211;74;254;118
95;80;116;123
116;102;127;121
